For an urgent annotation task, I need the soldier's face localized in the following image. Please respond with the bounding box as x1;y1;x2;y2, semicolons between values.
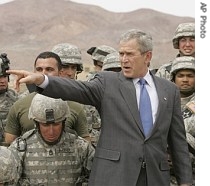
179;36;195;56
174;69;195;92
0;76;8;90
39;123;63;143
94;61;103;72
59;64;77;79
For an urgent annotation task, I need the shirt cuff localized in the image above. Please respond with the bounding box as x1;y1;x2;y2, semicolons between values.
38;74;49;89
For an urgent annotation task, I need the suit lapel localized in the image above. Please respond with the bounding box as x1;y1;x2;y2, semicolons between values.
119;74;144;134
150;75;169;135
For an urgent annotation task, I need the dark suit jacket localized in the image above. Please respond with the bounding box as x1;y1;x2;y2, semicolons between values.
41;71;192;186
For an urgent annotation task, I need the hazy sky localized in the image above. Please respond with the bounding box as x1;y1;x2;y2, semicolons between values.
0;0;195;17
71;0;195;17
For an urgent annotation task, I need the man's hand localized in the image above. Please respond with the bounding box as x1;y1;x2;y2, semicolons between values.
6;70;45;92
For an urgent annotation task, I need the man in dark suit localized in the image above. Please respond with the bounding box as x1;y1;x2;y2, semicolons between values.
7;29;192;186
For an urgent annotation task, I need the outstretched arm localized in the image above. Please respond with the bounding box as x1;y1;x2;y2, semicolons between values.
6;70;45;92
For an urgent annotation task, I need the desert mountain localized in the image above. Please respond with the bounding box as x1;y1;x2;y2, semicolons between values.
0;0;194;80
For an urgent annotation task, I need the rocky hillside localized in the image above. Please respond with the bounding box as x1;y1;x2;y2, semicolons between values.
0;0;194;80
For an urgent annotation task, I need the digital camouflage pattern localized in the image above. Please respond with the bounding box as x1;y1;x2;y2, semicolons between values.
180;95;195;186
8;129;95;186
0;146;21;185
102;52;121;71
0;53;19;142
181;95;195;170
182;98;195;149
0;89;18;142
52;43;83;73
84;71;101;148
170;56;195;81
156;22;195;80
172;23;195;49
28;94;70;123
169;56;195;186
155;51;195;81
85;51;121;147
84;104;101;148
84;70;101;147
170;96;195;186
8;94;95;185
87;45;117;63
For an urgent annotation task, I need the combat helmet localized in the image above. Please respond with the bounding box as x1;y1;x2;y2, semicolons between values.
170;56;195;81
0;146;21;184
102;52;121;71
0;53;10;77
52;43;83;73
28;94;70;124
172;23;195;49
87;45;117;63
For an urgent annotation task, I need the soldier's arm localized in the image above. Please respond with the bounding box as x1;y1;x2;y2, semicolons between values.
4;104;20;144
67;102;91;142
4;133;17;144
76;105;91;142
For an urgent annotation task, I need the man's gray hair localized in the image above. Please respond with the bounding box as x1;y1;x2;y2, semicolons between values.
119;29;153;53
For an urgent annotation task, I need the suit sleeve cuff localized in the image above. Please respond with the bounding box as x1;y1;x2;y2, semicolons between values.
38;74;49;89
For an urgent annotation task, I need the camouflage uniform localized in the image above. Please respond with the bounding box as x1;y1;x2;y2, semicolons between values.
9;94;95;186
156;22;195;80
52;43;90;140
170;56;195;186
85;45;117;147
0;146;21;185
0;54;18;143
84;104;101;147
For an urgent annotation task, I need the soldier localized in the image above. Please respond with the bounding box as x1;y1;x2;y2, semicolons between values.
4;51;90;144
170;56;195;186
52;43;91;142
0;146;21;185
8;94;95;185
156;22;195;80
86;52;122;148
0;53;18;144
87;45;117;73
52;43;83;79
85;45;117;147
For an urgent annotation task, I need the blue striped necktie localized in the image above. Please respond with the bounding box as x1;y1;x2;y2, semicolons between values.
139;78;153;137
